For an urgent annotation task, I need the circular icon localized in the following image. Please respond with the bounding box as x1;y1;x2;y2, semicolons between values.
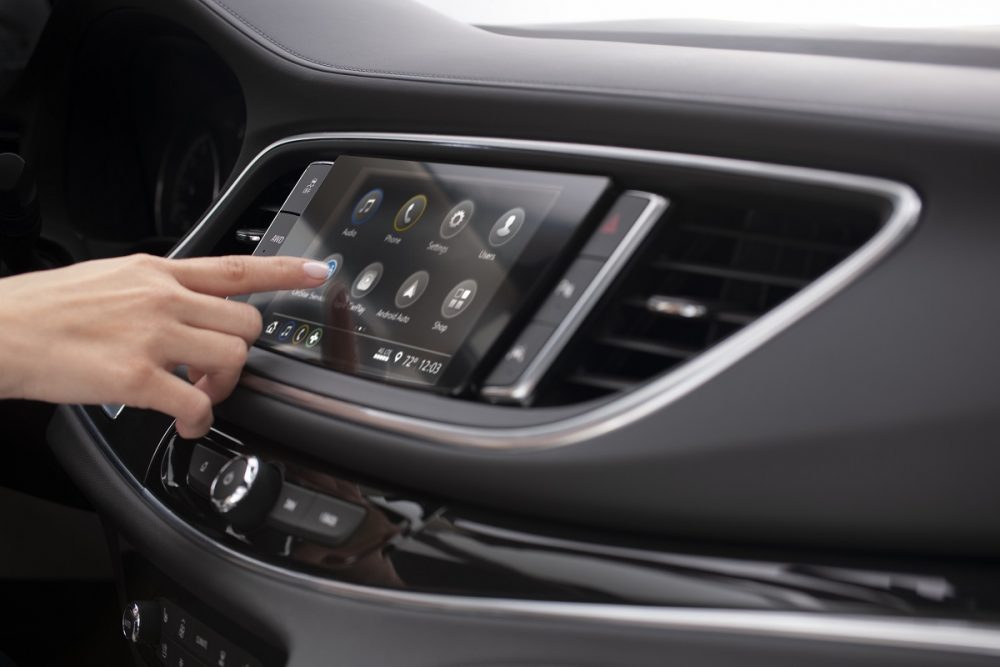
277;321;296;342
292;324;311;345
352;189;383;225
393;194;428;232
489;208;525;247
441;279;478;319
440;200;474;239
351;261;383;299
322;253;343;281
395;270;430;309
304;328;323;348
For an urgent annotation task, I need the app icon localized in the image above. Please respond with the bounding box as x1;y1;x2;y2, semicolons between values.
489;207;525;247
264;319;281;336
292;324;311;345
393;194;427;232
395;270;430;309
322;253;343;281
305;328;323;348
440;199;474;239
277;321;296;342
352;188;383;224
441;279;478;319
351;261;384;299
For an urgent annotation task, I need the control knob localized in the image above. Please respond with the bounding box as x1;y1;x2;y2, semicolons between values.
121;600;160;645
210;455;281;531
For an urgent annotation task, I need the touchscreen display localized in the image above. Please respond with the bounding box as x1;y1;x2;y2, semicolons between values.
249;156;609;391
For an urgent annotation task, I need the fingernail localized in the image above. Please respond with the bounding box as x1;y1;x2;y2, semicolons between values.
303;260;332;280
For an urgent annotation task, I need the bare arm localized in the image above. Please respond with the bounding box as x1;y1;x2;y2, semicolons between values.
0;253;330;437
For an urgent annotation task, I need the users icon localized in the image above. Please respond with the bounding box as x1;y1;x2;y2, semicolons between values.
489;207;525;247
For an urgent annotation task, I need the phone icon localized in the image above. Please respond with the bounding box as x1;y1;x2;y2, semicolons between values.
393;195;427;232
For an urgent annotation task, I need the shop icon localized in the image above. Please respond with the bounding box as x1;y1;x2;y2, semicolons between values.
441;279;478;319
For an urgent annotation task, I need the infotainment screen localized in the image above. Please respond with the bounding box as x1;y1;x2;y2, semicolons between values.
248;156;609;392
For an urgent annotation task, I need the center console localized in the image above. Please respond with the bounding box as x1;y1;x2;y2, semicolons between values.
244;154;664;402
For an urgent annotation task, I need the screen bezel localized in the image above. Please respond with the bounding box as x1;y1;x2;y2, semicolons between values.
249;155;611;394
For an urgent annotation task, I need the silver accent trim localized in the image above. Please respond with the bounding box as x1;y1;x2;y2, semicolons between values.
481;192;667;404
82;414;1000;660
210;455;258;514
122;602;140;643
647;295;710;319
172;133;921;449
102;403;125;420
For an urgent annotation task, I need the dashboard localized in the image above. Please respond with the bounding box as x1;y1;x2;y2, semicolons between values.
6;1;1000;666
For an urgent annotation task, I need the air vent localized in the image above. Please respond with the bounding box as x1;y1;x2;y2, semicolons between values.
211;170;300;256
542;197;881;404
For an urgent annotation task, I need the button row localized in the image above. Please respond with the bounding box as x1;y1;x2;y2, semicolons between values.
267;482;367;546
482;193;666;401
184;442;367;546
160;599;261;667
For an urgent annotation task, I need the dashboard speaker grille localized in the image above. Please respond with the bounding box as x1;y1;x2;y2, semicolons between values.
541;197;881;403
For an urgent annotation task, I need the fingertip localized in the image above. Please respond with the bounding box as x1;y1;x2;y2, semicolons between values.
302;260;333;281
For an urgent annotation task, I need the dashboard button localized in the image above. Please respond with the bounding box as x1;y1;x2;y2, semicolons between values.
440;199;474;239
489;207;525;247
351;188;383;225
393;194;427;232
281;163;332;215
293;494;367;546
187;444;228;498
441;279;477;319
534;258;604;326
581;194;651;259
484;322;555;387
267;483;318;531
253;212;297;257
164;640;206;667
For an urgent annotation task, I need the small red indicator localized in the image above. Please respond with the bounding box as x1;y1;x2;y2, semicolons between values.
599;213;620;235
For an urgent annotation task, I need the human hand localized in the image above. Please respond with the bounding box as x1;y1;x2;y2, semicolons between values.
0;254;330;437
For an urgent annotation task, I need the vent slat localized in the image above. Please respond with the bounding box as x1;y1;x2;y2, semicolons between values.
677;222;859;254
648;260;812;290
565;373;636;393
595;335;697;361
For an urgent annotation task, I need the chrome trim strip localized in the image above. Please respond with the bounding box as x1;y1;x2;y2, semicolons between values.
79;408;1000;660
172;133;921;449
101;403;125;420
481;191;668;403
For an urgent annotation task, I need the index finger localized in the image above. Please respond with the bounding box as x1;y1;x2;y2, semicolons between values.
166;255;331;297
